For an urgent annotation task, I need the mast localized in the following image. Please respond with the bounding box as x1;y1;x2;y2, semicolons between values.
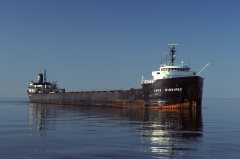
44;69;47;83
168;44;178;66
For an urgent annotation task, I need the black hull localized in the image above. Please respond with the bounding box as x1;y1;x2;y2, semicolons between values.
29;89;145;108
142;76;203;109
29;76;203;109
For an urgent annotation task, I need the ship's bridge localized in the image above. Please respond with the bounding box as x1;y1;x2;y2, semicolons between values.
141;44;198;84
142;64;196;84
152;64;196;80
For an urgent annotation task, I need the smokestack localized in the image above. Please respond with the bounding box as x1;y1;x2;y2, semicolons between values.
38;73;43;84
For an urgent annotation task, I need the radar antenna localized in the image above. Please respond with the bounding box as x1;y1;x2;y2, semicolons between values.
168;44;179;66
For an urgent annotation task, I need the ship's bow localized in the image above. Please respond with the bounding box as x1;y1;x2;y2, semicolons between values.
142;76;204;109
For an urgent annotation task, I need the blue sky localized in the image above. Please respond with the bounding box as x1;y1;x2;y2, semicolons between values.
0;0;240;98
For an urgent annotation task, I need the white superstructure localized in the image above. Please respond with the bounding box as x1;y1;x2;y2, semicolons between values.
142;45;196;84
28;70;65;95
152;63;196;80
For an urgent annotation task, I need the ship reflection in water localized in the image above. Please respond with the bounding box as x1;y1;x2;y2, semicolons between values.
28;103;202;157
140;109;202;156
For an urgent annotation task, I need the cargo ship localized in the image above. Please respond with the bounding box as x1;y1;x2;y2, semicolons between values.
28;45;204;109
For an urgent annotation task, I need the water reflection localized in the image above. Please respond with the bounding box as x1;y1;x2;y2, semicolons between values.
28;103;202;157
140;109;202;157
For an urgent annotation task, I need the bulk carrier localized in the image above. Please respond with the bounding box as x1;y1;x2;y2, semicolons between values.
28;45;204;109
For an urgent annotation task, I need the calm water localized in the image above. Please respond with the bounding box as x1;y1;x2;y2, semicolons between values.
0;98;240;159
